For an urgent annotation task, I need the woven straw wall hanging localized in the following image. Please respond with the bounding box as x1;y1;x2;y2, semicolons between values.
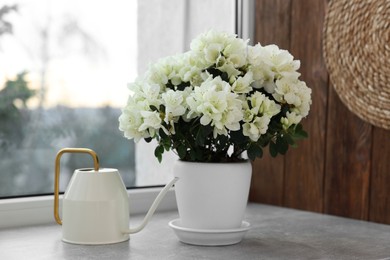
323;0;390;129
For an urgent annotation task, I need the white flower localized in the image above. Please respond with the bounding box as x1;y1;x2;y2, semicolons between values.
247;92;266;116
190;30;229;67
258;44;301;79
242;92;280;141
145;53;196;88
181;65;202;85
247;92;281;118
281;111;302;130
222;37;248;68
162;90;186;118
231;71;253;94
138;110;162;137
274;77;311;118
119;98;149;142
261;97;281;117
295;81;312;117
119;112;144;142
247;43;301;93
186;76;243;137
138;83;162;107
218;62;242;79
243;116;271;141
204;43;224;64
146;62;169;86
190;30;247;70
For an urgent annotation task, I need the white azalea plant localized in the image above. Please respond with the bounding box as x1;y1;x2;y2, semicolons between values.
119;30;312;162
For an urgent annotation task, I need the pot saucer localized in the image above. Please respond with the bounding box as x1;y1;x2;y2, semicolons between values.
168;219;250;246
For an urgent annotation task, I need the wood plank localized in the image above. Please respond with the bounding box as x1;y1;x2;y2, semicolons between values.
249;0;291;205
369;127;390;224
253;0;291;49
250;154;284;205
324;86;372;219
283;0;328;212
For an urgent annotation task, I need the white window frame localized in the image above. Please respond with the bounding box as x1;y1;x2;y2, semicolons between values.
0;188;177;229
0;0;254;229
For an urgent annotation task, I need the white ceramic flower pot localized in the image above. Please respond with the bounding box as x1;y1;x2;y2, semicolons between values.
173;160;252;230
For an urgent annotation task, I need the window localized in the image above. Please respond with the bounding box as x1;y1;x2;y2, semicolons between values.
0;1;254;227
0;0;137;197
1;0;250;199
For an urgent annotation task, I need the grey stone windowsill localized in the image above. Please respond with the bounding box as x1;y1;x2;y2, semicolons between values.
1;203;390;259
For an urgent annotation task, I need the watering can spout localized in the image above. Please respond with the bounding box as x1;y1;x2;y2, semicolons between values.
122;177;179;234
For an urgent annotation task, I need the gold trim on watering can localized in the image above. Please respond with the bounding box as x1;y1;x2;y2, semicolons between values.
54;148;99;225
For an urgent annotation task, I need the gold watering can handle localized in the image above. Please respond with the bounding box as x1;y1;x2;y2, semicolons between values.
54;148;99;225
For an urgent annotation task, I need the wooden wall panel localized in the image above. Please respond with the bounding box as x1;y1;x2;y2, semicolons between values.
249;0;291;206
324;87;372;219
369;127;390;223
283;0;328;212
252;0;291;49
250;154;284;206
250;0;390;224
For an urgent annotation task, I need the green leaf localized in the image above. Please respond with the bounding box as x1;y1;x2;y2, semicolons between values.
295;124;308;138
159;128;168;139
206;67;223;78
215;134;228;150
230;130;247;144
166;80;174;89
177;145;187;159
221;72;229;82
276;136;289;155
195;127;205;146
269;141;278;157
247;144;263;161
176;81;190;91
280;103;290;117
195;125;212;146
296;129;308;139
188;148;204;161
163;140;171;151
144;137;152;143
283;134;295;146
258;136;270;147
149;105;159;112
203;124;213;136
154;145;164;163
189;149;197;161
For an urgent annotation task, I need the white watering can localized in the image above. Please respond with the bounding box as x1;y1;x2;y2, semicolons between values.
54;148;178;245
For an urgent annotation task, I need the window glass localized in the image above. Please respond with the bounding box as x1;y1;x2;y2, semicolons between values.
0;0;236;197
0;0;137;197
